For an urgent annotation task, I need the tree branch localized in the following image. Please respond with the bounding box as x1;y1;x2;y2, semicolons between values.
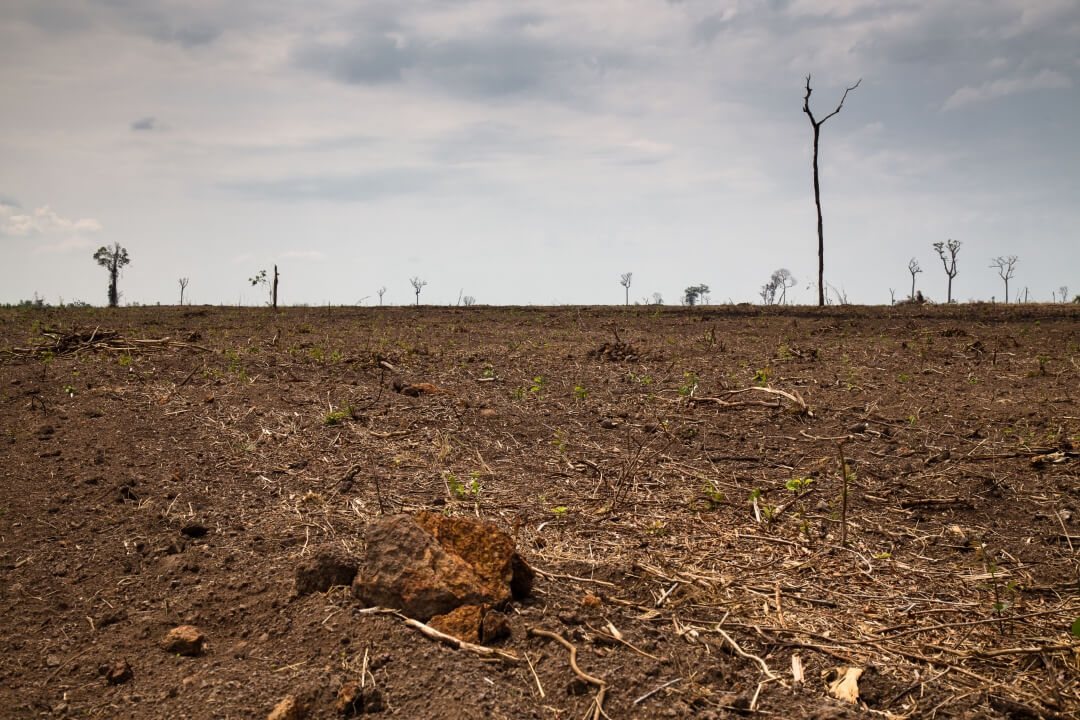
819;78;862;124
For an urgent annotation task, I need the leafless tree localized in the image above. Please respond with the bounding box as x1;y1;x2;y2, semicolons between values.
1056;286;1069;304
773;269;796;304
93;243;131;307
760;280;777;305
907;258;922;299
989;255;1018;303
377;286;386;305
889;288;896;305
619;273;633;306
652;292;663;306
409;276;427;306
933;239;961;303
178;277;189;305
803;74;861;306
463;295;476;307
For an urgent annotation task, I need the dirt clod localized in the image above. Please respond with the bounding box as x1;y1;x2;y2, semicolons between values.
336;682;384;716
104;659;133;685
268;694;307;720
161;625;205;656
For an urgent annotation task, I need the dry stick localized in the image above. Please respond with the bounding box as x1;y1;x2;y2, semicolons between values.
714;627;783;685
359;607;519;663
524;652;545;698
837;441;849;547
633;677;682;705
528;627;606;720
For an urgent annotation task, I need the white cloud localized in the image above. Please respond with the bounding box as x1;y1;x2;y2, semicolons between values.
0;203;102;236
943;68;1072;111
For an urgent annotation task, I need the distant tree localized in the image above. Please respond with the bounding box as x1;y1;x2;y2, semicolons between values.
773;269;796;304
907;258;922;299
652;292;663;306
933;239;961;303
1056;285;1068;304
93;243;131;308
409;276;427;306
377;286;387;306
760;278;777;305
683;284;710;306
989;255;1018;303
463;295;476;307
889;288;896;305
803;74;861;306
619;272;633;306
178;277;189;305
247;266;276;308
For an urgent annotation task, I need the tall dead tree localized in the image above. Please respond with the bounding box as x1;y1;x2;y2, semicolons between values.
933;239;961;303
619;272;633;306
178;277;189;305
990;255;1018;303
803;75;861;306
907;258;922;299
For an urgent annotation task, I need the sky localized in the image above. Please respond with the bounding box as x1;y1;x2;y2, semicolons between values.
1;0;1078;307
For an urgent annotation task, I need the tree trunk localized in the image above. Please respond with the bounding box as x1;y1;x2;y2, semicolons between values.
812;125;824;307
272;265;279;310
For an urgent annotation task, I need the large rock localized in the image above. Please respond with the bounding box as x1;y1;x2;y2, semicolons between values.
352;511;532;620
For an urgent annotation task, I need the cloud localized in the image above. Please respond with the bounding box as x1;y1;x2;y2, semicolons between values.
943;68;1072;110
0;204;102;237
131;116;157;131
292;31;415;85
222;167;452;203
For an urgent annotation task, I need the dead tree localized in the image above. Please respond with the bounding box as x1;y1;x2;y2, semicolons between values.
178;277;189;305
93;243;131;308
933;239;961;303
907;258;922;299
377;286;387;305
803;74;861;306
619;272;633;306
989;255;1018;303
409;276;427;306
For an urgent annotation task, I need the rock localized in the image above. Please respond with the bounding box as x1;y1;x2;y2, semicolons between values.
104;659;133;684
352;511;532;621
429;604;483;643
294;547;359;596
481;610;511;642
336;682;384;716
161;625;205;656
268;694;307;720
581;594;603;609
45;654;62;668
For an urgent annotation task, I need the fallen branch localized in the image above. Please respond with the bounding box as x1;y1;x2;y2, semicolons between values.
692;386;812;416
528;627;607;720
359;607;519;663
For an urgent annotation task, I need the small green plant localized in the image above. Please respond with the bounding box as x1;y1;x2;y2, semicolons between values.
700;481;725;509
511;386;527;400
785;477;813;493
62;385;75;398
897;372;910;383
752;367;771;387
974;541;1020;623
646;520;667;536
118;352;132;367
678;371;698;397
481;365;495;379
551;505;568;519
551;429;566;453
573;384;587;401
748;488;775;522
324;406;353;425
968;374;979;384
445;472;464;498
529;376;546;396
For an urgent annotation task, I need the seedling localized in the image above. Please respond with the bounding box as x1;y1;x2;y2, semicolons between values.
529;376;546;397
702;481;725;508
62;385;75;398
749;488;775;522
324;406;353;425
752;367;771;387
678;372;698;397
1035;353;1050;376
551;429;566;453
573;384;588;401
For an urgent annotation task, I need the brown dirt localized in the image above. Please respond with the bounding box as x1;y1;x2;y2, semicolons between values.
2;303;1079;719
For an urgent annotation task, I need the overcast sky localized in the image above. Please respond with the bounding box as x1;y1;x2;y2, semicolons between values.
2;0;1077;306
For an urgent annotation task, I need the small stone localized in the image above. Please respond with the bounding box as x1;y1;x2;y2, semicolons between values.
45;654;62;668
161;625;205;656
105;659;133;685
267;694;306;720
336;682;384;716
581;594;603;609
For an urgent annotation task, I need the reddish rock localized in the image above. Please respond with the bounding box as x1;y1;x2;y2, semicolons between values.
428;604;483;643
481;609;511;642
294;546;359;595
352;511;532;621
161;625;205;656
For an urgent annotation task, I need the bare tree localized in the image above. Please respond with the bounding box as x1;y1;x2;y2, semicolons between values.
989;255;1018;303
619;273;633;306
178;277;189;305
377;286;387;305
409;276;427;306
1057;285;1069;304
803;74;861;306
773;269;796;304
463;295;476;307
889;288;896;305
933;239;961;303
652;292;663;306
907;258;922;299
759;279;777;305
